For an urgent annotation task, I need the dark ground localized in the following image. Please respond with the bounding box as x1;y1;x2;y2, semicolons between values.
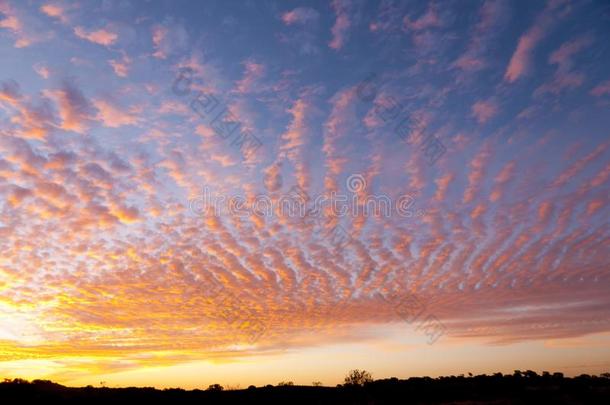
2;372;610;404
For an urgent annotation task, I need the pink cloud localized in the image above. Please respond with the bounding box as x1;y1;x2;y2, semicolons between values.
151;23;188;59
453;55;485;72
280;98;312;190
33;63;50;79
281;7;319;25
463;141;492;203
535;72;584;96
434;173;454;202
535;35;593;97
504;0;572;82
74;25;118;46
403;4;441;31
40;3;69;24
0;2;47;47
504;24;545;82
471;99;498;124
151;25;168;58
329;0;351;50
453;0;508;73
590;80;610;97
552;142;609;188
235;60;265;94
549;35;593;71
109;53;131;78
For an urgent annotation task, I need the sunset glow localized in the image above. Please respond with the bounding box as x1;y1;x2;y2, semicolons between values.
1;0;609;389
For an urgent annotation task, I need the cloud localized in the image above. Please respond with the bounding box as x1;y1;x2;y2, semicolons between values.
471;99;498;124
74;25;118;46
403;4;441;31
590;80;610;97
235;60;265;94
44;80;94;133
504;25;545;82
322;87;359;194
329;0;351;50
281;7;319;25
551;142;609;188
503;1;568;82
151;22;188;59
434;173;454;202
278;10;321;55
39;3;69;24
535;35;593;96
453;0;509;73
0;79;55;139
280;98;313;190
33;63;50;79
0;2;50;47
109;53;131;78
549;35;593;70
93;99;141;128
0;79;21;106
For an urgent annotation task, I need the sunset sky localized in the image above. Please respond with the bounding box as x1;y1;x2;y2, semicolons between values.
1;0;609;389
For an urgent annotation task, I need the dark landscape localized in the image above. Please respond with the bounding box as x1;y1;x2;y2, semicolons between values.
3;371;610;404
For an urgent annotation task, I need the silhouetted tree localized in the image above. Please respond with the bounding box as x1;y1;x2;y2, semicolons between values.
524;370;538;378
344;369;373;386
277;381;293;386
312;381;322;387
207;384;223;391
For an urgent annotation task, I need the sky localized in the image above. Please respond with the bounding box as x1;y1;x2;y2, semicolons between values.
0;0;609;389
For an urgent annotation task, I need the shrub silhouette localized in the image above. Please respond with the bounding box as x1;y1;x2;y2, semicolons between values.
344;369;373;386
207;383;223;391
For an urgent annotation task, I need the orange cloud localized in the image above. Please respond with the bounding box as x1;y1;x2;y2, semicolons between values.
93;99;141;128
40;3;69;24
